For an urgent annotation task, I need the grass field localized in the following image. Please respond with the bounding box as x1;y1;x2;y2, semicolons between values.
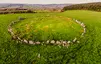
12;14;82;42
0;10;101;64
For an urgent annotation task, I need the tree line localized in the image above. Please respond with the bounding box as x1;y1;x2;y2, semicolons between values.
0;8;35;14
63;2;101;12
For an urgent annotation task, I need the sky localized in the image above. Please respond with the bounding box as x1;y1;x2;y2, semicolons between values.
0;0;101;4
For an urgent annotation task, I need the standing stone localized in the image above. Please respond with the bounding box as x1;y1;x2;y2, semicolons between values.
81;33;84;36
11;32;14;35
38;54;40;58
65;43;70;48
46;40;50;44
67;41;71;44
12;36;16;40
24;39;28;43
62;41;67;44
21;40;23;42
36;42;40;45
73;38;77;42
56;41;61;45
76;20;78;22
29;40;34;44
84;28;86;33
77;41;80;43
62;44;65;46
81;23;85;28
8;28;12;32
60;40;63;44
50;40;55;44
17;37;21;40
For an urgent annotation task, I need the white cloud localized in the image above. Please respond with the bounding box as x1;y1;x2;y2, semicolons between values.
0;0;101;4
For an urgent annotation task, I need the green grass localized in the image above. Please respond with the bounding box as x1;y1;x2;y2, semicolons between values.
12;15;82;41
1;10;101;64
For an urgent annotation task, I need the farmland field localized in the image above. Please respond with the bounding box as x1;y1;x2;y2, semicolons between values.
0;10;101;64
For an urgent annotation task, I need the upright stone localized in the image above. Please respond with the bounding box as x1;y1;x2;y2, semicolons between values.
46;40;50;44
67;41;71;44
29;40;34;44
24;39;28;43
36;42;40;45
50;40;55;44
73;38;77;42
56;41;61;45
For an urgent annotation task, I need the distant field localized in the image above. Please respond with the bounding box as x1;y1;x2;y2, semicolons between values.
0;10;101;64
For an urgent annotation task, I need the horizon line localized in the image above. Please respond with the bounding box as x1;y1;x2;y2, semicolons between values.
0;2;100;4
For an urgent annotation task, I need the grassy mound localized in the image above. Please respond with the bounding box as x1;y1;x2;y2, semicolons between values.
12;15;83;42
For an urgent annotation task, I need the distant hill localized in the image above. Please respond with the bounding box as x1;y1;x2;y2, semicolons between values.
63;2;101;12
0;3;72;10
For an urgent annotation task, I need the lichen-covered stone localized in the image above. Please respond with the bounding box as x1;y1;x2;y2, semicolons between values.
38;54;40;58
77;41;80;43
56;41;61;45
62;41;67;44
46;40;50;44
50;40;55;44
29;40;34;44
36;42;40;44
67;41;71;44
12;36;16;40
17;37;21;40
24;39;28;43
73;38;77;42
11;32;14;35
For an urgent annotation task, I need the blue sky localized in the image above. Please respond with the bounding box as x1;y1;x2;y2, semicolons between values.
0;0;101;4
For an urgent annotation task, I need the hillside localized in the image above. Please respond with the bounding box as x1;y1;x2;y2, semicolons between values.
0;3;71;10
0;3;72;13
63;2;101;11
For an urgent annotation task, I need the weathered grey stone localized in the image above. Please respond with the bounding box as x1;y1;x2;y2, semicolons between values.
81;23;85;28
73;38;77;42
11;32;14;35
21;40;23;42
38;54;40;58
75;20;78;22
76;20;81;24
17;37;21;40
77;41;80;43
62;41;67;44
65;43;70;47
60;40;63;43
46;40;50;44
84;28;86;33
83;25;85;28
81;33;84;36
67;41;71;44
12;36;16;39
29;40;34;44
8;28;12;32
50;40;55;44
56;41;61;45
36;42;40;44
24;39;28;43
62;44;65;46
